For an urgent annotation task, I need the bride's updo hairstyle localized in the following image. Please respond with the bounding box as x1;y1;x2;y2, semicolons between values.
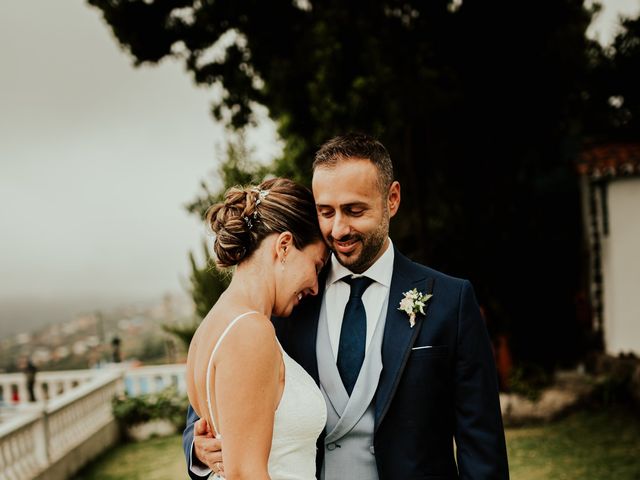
206;178;322;268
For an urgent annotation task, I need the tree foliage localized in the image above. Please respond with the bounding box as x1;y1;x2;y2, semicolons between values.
586;15;640;139
188;241;230;319
166;137;260;345
163;240;230;347
88;0;639;366
185;134;271;219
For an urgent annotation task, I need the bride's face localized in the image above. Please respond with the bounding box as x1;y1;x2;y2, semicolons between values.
274;239;328;317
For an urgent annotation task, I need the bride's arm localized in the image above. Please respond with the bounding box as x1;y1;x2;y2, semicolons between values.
213;315;281;480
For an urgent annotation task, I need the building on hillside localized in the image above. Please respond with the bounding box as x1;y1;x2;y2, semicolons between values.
578;143;640;355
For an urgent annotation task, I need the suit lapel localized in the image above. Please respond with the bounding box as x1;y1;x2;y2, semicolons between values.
323;297;386;442
374;251;434;431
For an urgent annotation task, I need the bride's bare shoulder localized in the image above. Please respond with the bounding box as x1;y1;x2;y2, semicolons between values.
221;311;275;349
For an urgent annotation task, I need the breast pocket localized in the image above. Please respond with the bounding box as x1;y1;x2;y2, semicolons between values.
400;345;451;402
410;345;449;358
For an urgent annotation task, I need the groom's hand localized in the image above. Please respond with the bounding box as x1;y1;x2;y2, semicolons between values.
193;417;224;472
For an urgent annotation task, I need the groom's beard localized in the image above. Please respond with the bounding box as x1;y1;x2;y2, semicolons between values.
328;211;389;274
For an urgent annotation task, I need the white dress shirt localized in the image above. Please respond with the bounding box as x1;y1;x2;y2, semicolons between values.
324;238;394;360
189;438;211;476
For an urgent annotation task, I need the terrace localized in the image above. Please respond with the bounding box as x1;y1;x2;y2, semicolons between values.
2;364;639;480
0;364;185;480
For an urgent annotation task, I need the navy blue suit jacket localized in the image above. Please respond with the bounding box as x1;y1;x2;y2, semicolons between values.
183;249;509;479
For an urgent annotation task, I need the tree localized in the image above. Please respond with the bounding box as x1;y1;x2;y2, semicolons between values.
584;15;640;140
162;241;230;348
612;16;640;138
185;134;272;219
89;0;608;367
164;137;264;346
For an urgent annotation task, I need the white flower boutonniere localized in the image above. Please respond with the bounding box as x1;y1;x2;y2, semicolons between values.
398;288;433;328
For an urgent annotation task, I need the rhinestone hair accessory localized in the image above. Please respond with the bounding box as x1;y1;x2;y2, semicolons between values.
243;188;270;230
252;188;270;205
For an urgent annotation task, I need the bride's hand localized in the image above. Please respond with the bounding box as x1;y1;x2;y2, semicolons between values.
193;418;224;473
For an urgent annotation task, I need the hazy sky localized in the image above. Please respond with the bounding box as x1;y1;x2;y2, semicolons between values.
1;1;638;326
0;1;278;313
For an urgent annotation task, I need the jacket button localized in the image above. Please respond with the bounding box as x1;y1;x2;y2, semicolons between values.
327;443;336;451
369;445;375;454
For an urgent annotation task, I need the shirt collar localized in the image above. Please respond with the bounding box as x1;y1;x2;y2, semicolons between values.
327;238;394;288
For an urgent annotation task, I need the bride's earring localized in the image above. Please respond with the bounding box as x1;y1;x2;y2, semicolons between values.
281;247;287;271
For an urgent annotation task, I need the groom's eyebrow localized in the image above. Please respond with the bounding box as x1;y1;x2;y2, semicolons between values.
315;204;334;212
316;201;367;208
341;202;368;210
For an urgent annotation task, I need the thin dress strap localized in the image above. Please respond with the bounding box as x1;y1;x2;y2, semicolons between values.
206;311;259;436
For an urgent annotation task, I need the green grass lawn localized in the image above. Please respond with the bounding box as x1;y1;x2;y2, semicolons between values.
77;407;640;480
506;407;640;480
74;434;187;480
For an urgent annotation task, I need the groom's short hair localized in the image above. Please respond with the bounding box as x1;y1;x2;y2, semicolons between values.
313;133;394;193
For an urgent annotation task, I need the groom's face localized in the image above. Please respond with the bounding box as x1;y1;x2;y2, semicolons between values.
312;157;400;274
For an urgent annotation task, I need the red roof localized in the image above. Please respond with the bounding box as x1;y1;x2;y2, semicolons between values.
578;143;640;178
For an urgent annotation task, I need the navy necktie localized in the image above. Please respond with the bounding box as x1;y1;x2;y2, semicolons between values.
337;275;374;396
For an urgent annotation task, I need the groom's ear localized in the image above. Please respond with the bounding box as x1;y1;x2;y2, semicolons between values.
387;181;401;218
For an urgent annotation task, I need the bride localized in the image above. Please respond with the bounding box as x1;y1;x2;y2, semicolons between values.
186;178;328;480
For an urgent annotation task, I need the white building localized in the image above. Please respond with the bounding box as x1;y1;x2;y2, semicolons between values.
579;143;640;355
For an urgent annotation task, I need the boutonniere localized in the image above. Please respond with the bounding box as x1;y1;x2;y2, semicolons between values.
398;288;433;328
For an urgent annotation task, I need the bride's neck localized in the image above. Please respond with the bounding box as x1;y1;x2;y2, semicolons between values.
225;256;275;318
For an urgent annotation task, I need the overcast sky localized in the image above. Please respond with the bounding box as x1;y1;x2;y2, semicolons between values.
1;1;638;330
0;1;278;315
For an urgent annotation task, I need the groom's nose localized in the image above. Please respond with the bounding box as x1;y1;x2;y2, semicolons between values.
331;213;350;239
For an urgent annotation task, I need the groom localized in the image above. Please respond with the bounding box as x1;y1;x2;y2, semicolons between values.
184;133;509;479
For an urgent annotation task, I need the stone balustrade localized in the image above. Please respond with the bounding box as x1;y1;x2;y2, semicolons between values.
123;363;186;396
0;364;186;406
0;410;47;480
0;371;121;480
0;363;187;480
0;369;95;406
45;372;120;465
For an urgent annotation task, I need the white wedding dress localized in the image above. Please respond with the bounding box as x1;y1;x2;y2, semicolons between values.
206;311;327;480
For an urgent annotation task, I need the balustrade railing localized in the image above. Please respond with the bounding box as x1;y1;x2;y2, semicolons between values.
0;411;47;480
0;363;187;480
45;372;120;464
123;363;186;396
0;364;186;406
0;369;95;406
0;371;119;480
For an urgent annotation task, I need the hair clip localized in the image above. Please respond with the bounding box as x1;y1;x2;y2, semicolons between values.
252;188;270;206
243;211;260;230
